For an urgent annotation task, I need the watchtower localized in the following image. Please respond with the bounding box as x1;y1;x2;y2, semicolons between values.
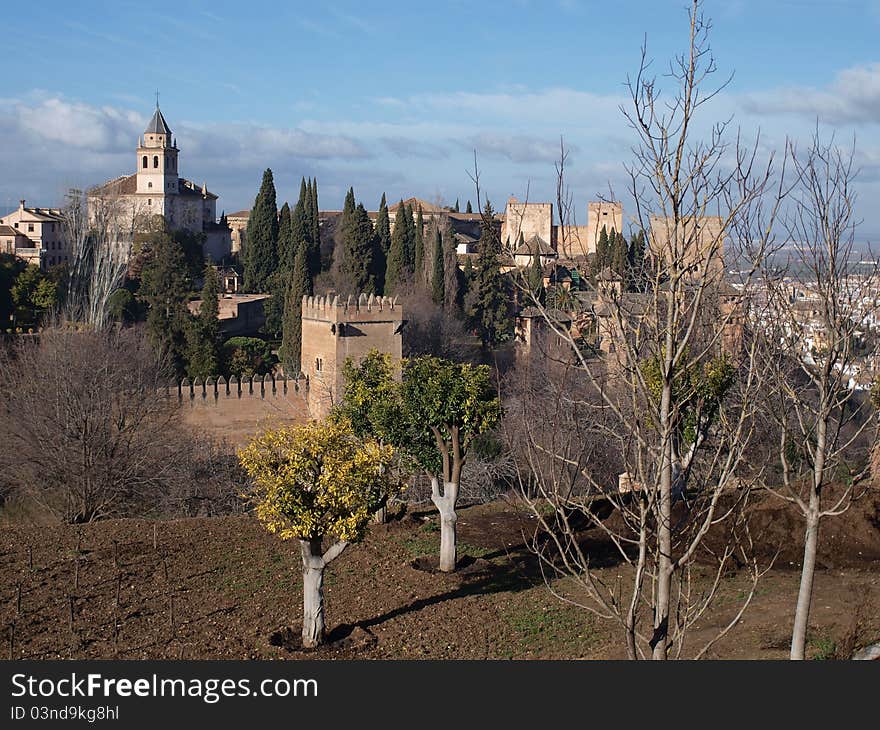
301;293;404;418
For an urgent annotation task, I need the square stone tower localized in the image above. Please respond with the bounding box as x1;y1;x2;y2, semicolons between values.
301;293;404;418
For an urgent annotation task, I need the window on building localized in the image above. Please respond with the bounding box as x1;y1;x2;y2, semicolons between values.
28;224;34;232
142;155;148;169
153;156;159;168
148;199;152;206
51;223;55;232
315;357;323;372
148;182;153;189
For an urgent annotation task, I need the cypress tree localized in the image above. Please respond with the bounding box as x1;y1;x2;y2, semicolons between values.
469;201;512;349
309;177;321;274
444;228;464;310
280;241;311;376
340;202;376;294
386;202;407;295
628;229;647;291
402;204;417;276
431;225;444;305
466;200;473;214
596;225;609;273
454;198;460;213
373;193;391;294
612;229;628;276
290;191;307;268
277;202;293;273
244;168;279;292
414;207;425;286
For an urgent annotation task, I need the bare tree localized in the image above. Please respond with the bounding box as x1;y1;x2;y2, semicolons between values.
62;186;136;329
507;0;780;658
759;132;878;659
0;326;186;522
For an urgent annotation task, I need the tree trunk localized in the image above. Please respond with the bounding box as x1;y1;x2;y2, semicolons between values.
792;415;826;660
431;483;458;573
791;507;820;660
300;539;325;649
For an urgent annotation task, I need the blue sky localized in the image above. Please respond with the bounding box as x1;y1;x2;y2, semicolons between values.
4;0;880;237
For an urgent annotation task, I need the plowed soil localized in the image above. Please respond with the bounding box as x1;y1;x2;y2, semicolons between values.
1;492;878;660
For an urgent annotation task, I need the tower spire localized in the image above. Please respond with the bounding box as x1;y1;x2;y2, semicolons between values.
155;90;160;109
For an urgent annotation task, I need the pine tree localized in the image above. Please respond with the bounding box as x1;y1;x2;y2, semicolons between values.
386;202;408;294
414;207;425;286
431;225;444;305
277;202;293;273
468;201;512;349
444;228;464;310
373;193;391;294
466;200;473;214
340;202;376;294
280;242;311;376
244;168;279;292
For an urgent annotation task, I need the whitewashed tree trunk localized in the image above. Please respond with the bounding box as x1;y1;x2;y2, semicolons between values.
431;478;459;572
299;538;349;649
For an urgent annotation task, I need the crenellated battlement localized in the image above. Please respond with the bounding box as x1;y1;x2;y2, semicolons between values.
302;293;401;323
164;372;309;402
165;373;309;445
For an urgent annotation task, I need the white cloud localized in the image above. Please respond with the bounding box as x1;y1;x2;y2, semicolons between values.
741;63;880;124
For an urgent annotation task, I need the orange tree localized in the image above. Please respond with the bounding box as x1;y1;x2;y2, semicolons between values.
239;419;397;648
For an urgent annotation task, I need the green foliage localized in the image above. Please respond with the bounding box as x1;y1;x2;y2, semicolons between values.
431;225;445;306
279;242;311;375
414;208;425;286
595;225;609;273
400;356;502;476
468;201;513;349
277;202;293;273
244;168;279;292
239;419;397;543
9;264;59;318
336;351;404;444
337;352;502;481
339;200;376;294
628;229;647;291
186;264;222;379
385;202;408;295
139;230;193;375
466;200;473;214
640;351;735;450
261;270;286;338
527;253;545;304
372;193;391;294
221;337;276;380
106;288;137;323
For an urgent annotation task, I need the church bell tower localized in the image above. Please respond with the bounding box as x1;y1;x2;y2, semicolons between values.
136;102;179;197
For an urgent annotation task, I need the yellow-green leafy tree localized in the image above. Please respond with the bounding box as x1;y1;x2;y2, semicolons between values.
239;419;396;648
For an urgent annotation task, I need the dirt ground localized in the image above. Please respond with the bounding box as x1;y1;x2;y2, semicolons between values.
1;493;878;660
